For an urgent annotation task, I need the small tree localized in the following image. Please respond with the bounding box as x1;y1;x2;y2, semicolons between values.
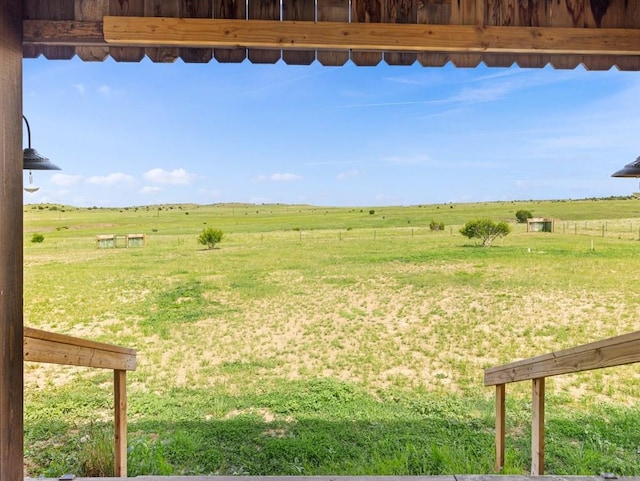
198;227;224;249
515;209;533;223
460;218;511;247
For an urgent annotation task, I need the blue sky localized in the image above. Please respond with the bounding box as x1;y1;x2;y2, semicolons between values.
22;56;640;208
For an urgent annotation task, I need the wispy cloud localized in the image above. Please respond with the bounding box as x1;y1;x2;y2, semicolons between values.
73;83;119;98
144;168;197;185
305;159;360;167
87;173;134;187
334;98;436;109
384;154;433;165
272;173;302;181
140;186;163;194
97;85;113;96
50;173;83;187
381;72;444;86
333;71;537;109
449;84;514;104
255;173;302;182
242;68;334;96
336;169;360;180
448;70;565;105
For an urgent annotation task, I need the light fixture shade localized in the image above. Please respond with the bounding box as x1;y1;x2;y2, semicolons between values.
611;156;640;178
23;148;61;171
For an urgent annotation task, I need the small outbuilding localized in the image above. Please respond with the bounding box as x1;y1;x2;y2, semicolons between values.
96;234;116;248
96;234;146;248
527;218;555;233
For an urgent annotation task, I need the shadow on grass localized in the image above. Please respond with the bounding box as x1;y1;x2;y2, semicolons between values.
24;381;640;478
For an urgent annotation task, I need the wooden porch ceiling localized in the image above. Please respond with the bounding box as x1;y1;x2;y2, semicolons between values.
21;0;640;69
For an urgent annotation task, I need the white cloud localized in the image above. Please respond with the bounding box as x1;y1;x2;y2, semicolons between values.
451;84;513;104
97;85;112;96
270;173;302;182
384;154;432;165
336;169;360;180
87;173;134;187
73;84;86;95
448;71;564;106
140;186;163;194
50;173;83;187
144;168;197;185
254;173;302;182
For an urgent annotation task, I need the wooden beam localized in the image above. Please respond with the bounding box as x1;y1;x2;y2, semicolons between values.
24;327;137;371
0;0;24;478
103;17;640;55
23;17;640;56
484;330;640;386
531;378;545;475
24;19;104;45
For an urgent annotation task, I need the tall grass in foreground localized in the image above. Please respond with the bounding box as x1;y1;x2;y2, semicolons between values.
23;199;640;476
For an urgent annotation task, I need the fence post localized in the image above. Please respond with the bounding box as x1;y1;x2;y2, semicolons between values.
495;384;506;471
531;377;545;475
114;369;128;477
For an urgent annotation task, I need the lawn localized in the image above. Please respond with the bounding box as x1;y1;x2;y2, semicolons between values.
23;198;640;477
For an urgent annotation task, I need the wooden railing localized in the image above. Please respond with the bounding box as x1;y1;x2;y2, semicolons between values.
484;330;640;475
24;327;137;477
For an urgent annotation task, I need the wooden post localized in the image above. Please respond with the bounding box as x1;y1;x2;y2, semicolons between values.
0;0;24;479
531;377;545;475
495;384;506;471
114;370;128;477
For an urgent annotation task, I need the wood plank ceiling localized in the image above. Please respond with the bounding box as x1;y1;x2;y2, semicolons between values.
21;0;640;69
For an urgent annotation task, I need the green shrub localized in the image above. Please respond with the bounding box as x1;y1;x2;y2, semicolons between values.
31;233;44;243
515;209;533;223
198;227;224;249
429;220;445;231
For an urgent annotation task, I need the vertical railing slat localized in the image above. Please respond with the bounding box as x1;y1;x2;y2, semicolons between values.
495;383;506;471
114;369;128;477
531;377;545;475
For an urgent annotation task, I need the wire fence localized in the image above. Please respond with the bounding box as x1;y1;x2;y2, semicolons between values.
558;220;640;240
245;220;640;244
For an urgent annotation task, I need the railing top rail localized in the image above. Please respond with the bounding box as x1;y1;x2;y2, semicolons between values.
24;327;137;371
484;330;640;386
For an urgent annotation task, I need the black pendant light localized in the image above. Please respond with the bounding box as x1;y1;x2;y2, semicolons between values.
611;156;640;178
23;115;61;193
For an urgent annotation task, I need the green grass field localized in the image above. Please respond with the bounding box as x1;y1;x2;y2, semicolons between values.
23;198;640;477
